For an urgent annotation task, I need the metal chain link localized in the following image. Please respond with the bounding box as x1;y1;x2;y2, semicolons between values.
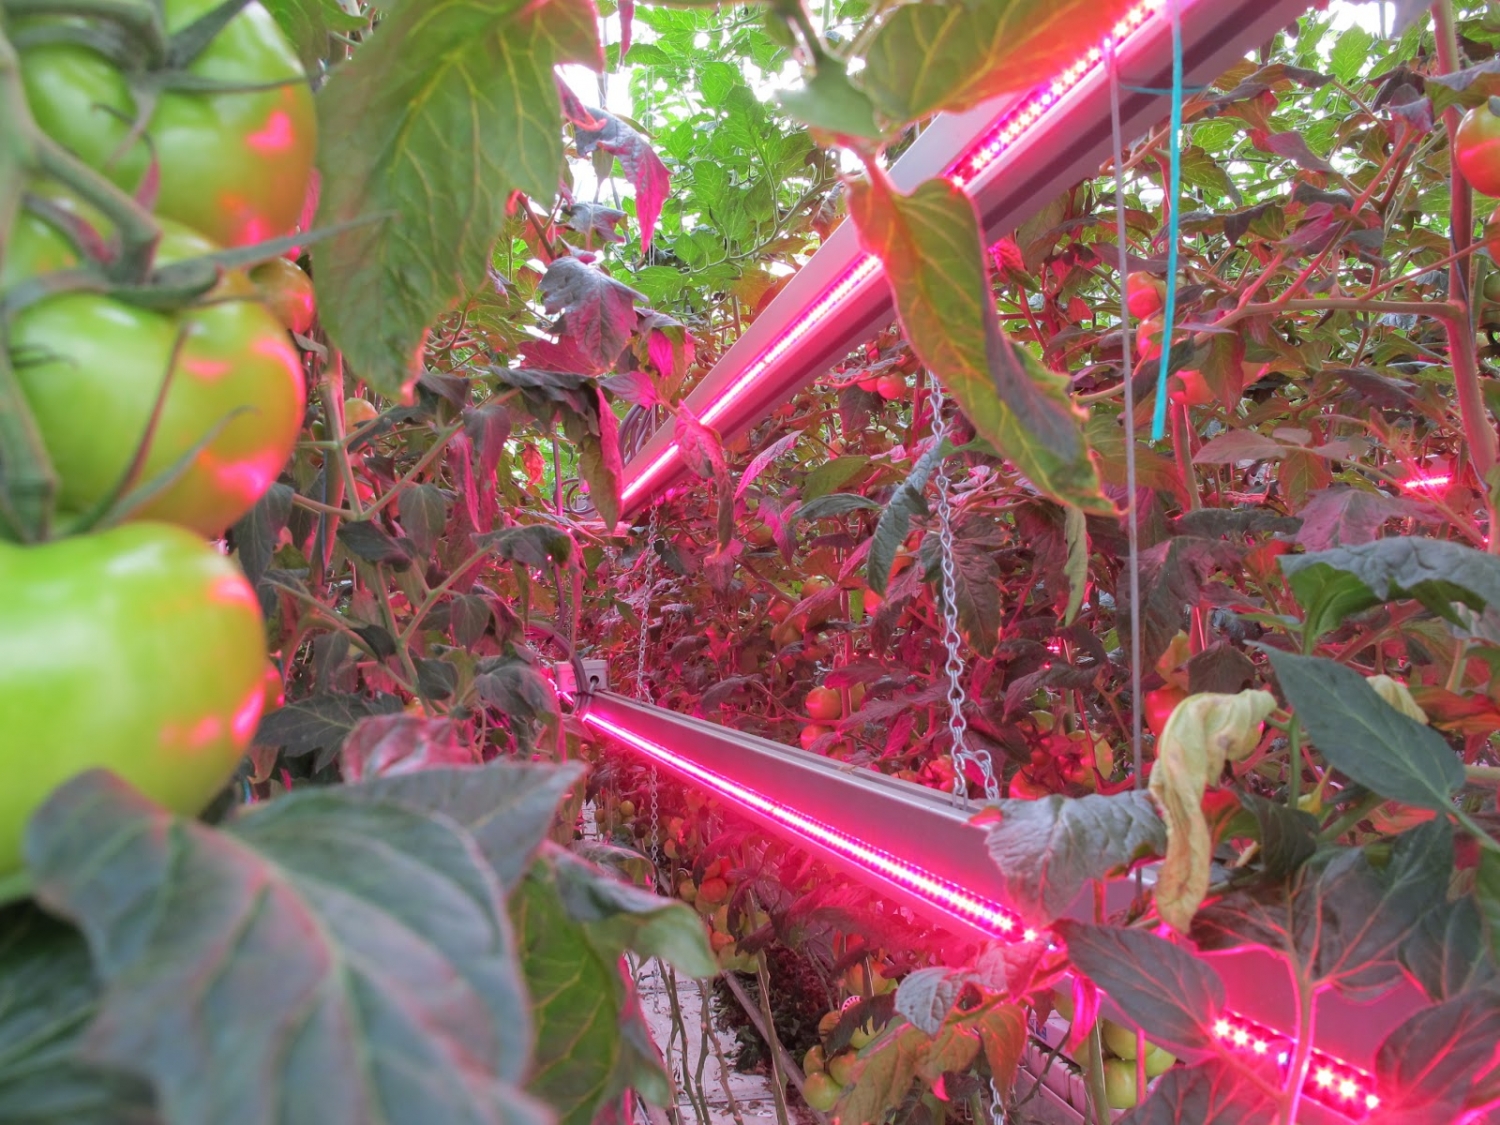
928;372;1002;805
634;503;663;862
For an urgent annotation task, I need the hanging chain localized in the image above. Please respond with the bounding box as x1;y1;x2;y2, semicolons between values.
988;1076;1008;1125
928;372;1001;804
634;503;663;865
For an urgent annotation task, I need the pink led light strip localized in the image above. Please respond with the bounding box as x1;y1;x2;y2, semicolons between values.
584;708;1383;1120
620;0;1165;508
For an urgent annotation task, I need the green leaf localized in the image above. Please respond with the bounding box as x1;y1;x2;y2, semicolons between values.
1281;537;1500;639
792;492;881;524
802;455;870;503
847;173;1107;512
477;524;575;570
26;771;545;1125
513;845;710;1122
1062;503;1087;625
259;0;365;73
858;0;1137;123
778;59;882;139
1055;922;1224;1053
1398;893;1496;1002
866;440;940;596
312;0;602;397
1372;989;1500;1122
254;691;404;758
979;792;1166;926
0;905;157;1124
346;759;586;892
1477;850;1500;966
1267;651;1464;813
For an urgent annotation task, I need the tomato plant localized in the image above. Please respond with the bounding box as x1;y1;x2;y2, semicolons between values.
17;0;317;248
9;218;305;537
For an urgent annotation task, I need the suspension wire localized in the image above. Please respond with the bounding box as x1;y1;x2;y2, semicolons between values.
635;502;663;868
1109;43;1146;789
1149;0;1186;441
928;372;1001;806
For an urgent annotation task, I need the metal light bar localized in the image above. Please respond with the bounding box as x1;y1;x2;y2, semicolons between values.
619;0;1313;516
580;691;1427;1122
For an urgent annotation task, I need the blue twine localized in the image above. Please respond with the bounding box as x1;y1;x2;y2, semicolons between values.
1150;0;1185;443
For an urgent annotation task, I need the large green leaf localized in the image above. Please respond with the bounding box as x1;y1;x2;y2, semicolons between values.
347;759;587;892
1281;537;1500;640
1267;651;1464;814
859;0;1138;124
513;845;712;1124
847;174;1107;512
312;0;602;397
979;792;1165;926
26;771;544;1125
1115;1060;1278;1125
0;906;157;1124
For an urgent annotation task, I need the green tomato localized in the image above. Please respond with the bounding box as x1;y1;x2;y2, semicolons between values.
1103;1057;1143;1109
18;0;316;248
10;218;305;536
1457;104;1500;198
826;1050;857;1087
1102;1019;1141;1060
251;257;317;336
802;1071;842;1112
1144;1043;1177;1078
0;523;266;878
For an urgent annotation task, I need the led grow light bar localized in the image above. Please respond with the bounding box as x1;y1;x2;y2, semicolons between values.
580;691;1426;1122
618;0;1313;517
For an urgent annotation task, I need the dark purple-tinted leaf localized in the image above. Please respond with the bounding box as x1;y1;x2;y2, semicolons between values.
255;692;403;758
1252;128;1334;172
337;519;414;568
980;792;1165;926
537;256;644;375
398;482;449;557
866;439;940;596
574;108;671;249
1369;989;1500;1124
1122;537;1233;669
231;482;293;591
340;713;477;782
1293;488;1429;551
1115;1059;1279;1125
1238;792;1318;882
1192;429;1287;464
1055;923;1223;1052
1186;642;1255;695
563;201;628;244
477;524;575;569
1398;894;1496;1003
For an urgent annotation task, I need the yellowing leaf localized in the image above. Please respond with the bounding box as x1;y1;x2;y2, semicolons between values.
1366;674;1429;725
846;172;1107;512
1149;690;1277;933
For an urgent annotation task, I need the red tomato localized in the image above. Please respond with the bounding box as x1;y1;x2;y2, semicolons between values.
1145;686;1188;738
875;374;906;399
1168;369;1215;407
1008;771;1051;800
1456;104;1500;197
1125;273;1164;319
805;686;843;721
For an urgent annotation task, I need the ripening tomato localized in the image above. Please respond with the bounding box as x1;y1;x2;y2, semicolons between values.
802;1071;842;1111
1136;316;1164;362
1145;685;1188;738
1125;273;1165;318
805;686;843;721
1008;770;1051;800
251;257;316;335
1168;369;1214;407
1456;104;1500;197
17;0;316;248
0;523;265;877
875;374;906;399
9;218;305;536
344;397;379;428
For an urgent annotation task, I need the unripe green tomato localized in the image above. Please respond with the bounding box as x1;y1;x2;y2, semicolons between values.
1103;1058;1143;1109
1051;985;1076;1022
803;1045;826;1075
9;218;305;537
805;686;843;721
17;0;316;248
1102;1019;1141;1060
251;257;316;335
826;1050;858;1087
617;799;635;818
847;1020;877;1049
802;1071;841;1111
0;523;266;879
1144;1043;1178;1078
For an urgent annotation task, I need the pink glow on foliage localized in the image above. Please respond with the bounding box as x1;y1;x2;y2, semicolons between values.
246;111;296;154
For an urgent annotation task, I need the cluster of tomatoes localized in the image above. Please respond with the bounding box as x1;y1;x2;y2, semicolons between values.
800;958;898;1111
0;1;316;880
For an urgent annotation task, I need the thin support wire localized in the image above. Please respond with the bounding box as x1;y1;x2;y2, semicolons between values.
1109;42;1146;791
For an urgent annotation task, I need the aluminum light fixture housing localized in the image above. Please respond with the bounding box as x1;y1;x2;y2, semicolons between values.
619;0;1313;518
579;690;1428;1123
